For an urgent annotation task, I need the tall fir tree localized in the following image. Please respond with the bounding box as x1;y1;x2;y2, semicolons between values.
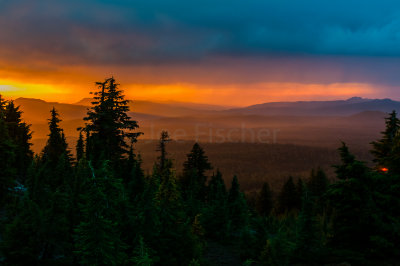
82;77;141;165
40;108;72;190
277;176;299;214
334;142;367;180
157;130;171;173
4;100;33;183
294;185;321;263
42;108;71;166
370;110;400;169
181;143;212;203
0;95;16;205
308;168;329;212
227;175;249;232
74;161;127;266
202;170;229;239
295;178;305;209
154;146;199;265
0;113;16;207
256;182;273;217
1;195;44;265
327;142;374;259
76;131;85;162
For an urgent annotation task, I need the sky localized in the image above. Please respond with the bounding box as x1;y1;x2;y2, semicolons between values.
1;0;400;106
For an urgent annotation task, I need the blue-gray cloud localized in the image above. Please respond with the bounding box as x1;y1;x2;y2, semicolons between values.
1;0;400;62
1;0;400;88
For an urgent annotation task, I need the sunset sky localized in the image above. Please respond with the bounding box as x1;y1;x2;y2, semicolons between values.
1;0;400;106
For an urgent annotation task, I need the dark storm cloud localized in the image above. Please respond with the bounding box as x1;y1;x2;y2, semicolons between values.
1;0;400;87
2;0;400;62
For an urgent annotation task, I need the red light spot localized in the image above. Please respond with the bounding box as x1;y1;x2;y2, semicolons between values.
381;167;388;172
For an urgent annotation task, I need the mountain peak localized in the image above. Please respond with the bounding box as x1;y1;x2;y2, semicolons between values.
346;97;369;103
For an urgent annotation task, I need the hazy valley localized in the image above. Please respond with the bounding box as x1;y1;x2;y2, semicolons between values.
14;96;391;192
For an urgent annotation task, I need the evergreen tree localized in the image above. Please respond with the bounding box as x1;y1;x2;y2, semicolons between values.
154;158;199;265
202;170;229;239
131;236;154;266
74;161;127;266
294;186;321;263
277;176;299;214
82;77;141;165
4;100;33;183
1;195;43;265
0;114;16;206
42;108;71;167
2;181;71;264
128;171;160;258
295;178;304;209
370;110;400;169
308;168;329;212
227;175;249;232
76;131;85;162
327;143;374;258
181;143;212;203
126;153;146;200
181;143;212;217
39;108;72;191
157;130;171;173
308;168;328;198
334;142;367;180
256;182;273;216
207;170;227;202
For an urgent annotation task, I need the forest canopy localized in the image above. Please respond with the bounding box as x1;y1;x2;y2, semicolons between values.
0;78;400;265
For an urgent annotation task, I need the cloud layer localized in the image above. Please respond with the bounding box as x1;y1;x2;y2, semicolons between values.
1;0;400;103
2;0;400;63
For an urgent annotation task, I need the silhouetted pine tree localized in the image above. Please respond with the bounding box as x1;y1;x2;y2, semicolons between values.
157;130;171;173
76;131;84;162
227;175;249;232
334;142;366;180
202;170;229;239
308;168;329;212
42;108;71;167
295;178;304;209
4;100;33;183
154;155;199;265
1;195;43;265
128;171;160;258
126;152;146;200
256;182;273;217
82;77;141;166
327;143;373;258
371;110;400;169
74;161;127;265
0;111;16;206
2;176;71;264
181;143;212;217
294;185;321;263
277;176;299;214
39;108;72;191
182;143;212;199
207;170;227;202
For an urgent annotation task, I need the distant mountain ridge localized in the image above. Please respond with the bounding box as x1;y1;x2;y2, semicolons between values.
225;97;400;116
9;96;389;154
15;96;399;121
75;98;229;116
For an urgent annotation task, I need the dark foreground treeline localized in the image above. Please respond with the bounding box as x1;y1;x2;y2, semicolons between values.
1;78;400;266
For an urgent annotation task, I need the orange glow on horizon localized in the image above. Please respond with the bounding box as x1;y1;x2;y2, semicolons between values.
0;55;394;106
0;76;379;107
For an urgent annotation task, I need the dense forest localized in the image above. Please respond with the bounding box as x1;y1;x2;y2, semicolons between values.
1;77;400;265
